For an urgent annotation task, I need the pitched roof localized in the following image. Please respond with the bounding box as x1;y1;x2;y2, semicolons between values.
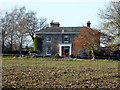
37;27;82;33
36;26;99;35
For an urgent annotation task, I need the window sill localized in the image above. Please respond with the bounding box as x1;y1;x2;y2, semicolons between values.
46;54;51;55
63;41;69;43
46;41;51;43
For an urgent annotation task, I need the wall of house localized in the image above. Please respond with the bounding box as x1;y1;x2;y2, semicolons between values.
37;34;77;56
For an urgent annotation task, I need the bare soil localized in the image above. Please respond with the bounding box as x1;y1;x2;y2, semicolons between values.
2;59;120;88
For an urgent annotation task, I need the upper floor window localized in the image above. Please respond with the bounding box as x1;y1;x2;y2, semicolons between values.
46;36;51;43
64;36;69;43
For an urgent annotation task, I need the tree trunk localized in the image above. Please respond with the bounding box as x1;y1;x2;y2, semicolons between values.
2;30;5;53
32;36;34;42
19;43;22;57
10;28;14;52
19;37;22;57
10;38;13;51
91;49;95;60
87;50;91;59
2;37;4;53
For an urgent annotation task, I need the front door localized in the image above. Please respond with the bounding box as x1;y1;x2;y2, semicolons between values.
62;46;69;57
64;48;69;57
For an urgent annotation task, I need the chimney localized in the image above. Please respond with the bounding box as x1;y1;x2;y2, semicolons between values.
87;21;91;28
50;20;60;27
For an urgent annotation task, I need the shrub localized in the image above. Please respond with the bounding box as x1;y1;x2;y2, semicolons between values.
28;48;34;53
34;36;44;53
70;54;75;58
55;53;59;58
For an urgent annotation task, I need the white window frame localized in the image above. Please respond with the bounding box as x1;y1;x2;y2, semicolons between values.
64;36;69;43
46;36;51;43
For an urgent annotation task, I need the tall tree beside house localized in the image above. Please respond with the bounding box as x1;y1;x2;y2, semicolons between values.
0;7;27;53
34;36;43;53
25;11;48;41
98;2;120;46
73;27;100;60
1;11;18;52
15;6;27;55
0;6;48;53
1;15;7;52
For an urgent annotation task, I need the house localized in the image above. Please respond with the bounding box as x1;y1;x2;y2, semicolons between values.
106;44;120;57
97;44;120;58
36;21;100;57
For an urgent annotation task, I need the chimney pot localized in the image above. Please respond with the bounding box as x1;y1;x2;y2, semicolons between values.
87;21;91;27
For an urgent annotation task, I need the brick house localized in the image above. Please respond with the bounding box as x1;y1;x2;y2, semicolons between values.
36;21;99;57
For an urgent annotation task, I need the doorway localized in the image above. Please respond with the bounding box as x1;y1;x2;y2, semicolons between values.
59;43;72;57
62;46;69;57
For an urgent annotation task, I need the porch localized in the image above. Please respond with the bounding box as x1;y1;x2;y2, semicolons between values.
59;43;72;57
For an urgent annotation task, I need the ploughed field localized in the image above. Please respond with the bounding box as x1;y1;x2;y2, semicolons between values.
2;59;120;88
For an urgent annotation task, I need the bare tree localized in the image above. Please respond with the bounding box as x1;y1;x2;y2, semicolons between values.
98;1;120;46
1;6;48;54
14;6;27;54
1;6;27;53
25;11;48;41
1;12;13;52
1;6;48;53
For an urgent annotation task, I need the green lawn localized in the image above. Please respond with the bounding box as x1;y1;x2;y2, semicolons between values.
2;57;120;88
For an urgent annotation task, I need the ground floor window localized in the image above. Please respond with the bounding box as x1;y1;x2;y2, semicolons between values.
46;47;52;55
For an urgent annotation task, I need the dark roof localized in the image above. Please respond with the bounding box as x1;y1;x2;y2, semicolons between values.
38;27;82;33
36;26;98;35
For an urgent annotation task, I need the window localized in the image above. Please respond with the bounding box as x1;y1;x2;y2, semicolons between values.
64;36;69;43
46;47;52;55
46;36;51;43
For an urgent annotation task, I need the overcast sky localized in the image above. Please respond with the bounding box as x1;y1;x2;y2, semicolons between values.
0;0;111;28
